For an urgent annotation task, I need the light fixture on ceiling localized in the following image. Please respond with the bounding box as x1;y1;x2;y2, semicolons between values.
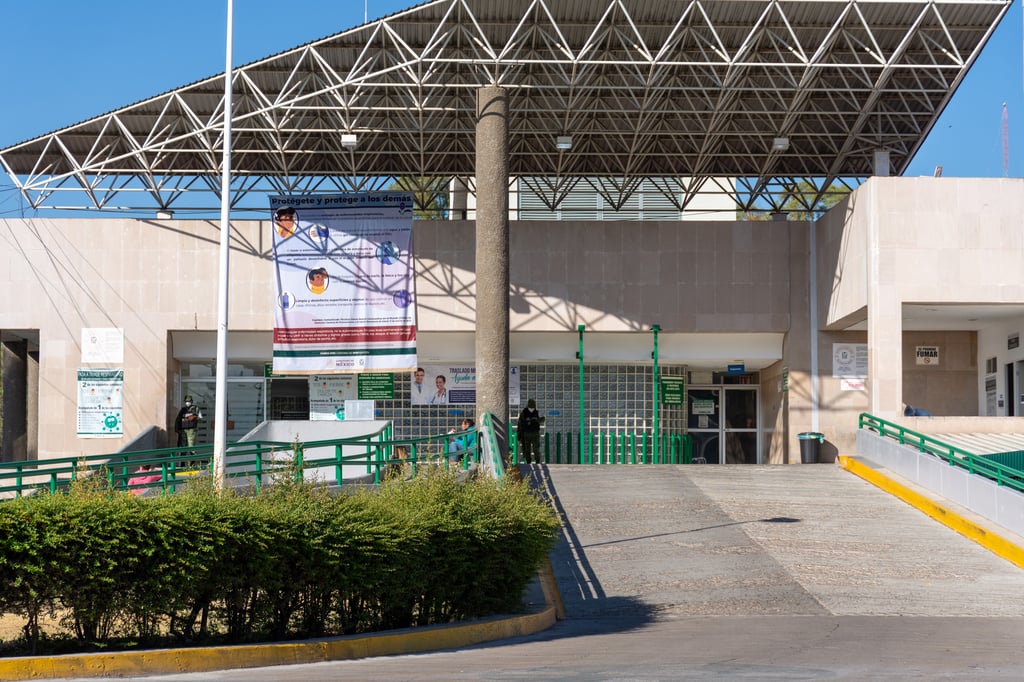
555;135;573;150
341;133;358;149
772;136;789;152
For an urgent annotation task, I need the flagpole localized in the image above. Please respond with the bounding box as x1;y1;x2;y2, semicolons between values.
213;0;235;490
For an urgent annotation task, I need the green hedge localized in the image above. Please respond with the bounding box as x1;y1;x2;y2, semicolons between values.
0;473;559;655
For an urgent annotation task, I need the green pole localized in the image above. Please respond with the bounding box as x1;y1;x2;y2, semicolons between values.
577;324;585;464
652;324;661;464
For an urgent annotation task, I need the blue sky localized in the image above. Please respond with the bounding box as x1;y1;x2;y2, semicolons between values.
0;0;1021;214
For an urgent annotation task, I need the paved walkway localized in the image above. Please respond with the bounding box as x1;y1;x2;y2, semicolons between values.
50;463;1024;680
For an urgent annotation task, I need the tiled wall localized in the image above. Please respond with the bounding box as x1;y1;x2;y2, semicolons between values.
383;363;688;443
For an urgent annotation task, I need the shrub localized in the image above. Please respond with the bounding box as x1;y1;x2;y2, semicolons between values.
0;472;559;654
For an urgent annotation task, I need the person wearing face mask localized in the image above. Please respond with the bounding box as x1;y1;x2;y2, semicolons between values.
174;395;204;448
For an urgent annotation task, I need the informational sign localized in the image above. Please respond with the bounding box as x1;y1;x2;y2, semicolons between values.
915;346;940;366
661;377;685;405
81;328;124;364
840;378;866;391
344;400;375;421
357;373;395;400
308;374;395;419
410;364;521;406
271;193;416;374
308;374;358;421
77;368;124;438
832;343;867;378
692;399;715;415
727;363;745;375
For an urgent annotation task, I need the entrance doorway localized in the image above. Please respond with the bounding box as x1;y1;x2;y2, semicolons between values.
1010;361;1024;417
178;379;265;444
268;378;311;420
687;386;759;464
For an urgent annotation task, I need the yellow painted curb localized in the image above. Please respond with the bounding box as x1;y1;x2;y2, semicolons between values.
0;576;560;680
839;455;1024;570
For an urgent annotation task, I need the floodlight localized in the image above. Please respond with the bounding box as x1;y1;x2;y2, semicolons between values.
341;133;358;149
555;135;573;150
772;137;789;152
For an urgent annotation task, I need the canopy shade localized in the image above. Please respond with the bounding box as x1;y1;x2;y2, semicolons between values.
0;0;1010;214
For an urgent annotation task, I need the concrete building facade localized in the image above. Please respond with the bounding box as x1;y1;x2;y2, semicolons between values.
2;176;1023;465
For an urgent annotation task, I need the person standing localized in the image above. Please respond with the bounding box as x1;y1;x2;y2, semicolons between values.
517;398;544;464
175;395;203;448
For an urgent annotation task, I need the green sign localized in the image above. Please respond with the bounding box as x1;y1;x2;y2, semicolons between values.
661;376;685;405
358;373;395;399
264;362;290;378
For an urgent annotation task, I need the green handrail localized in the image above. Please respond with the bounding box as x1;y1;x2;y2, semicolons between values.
858;412;1024;494
510;430;693;465
0;426;481;499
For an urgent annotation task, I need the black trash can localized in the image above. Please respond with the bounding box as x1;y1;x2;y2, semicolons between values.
797;432;824;464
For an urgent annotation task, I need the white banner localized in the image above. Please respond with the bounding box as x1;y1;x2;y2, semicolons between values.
77;368;124;438
271;193;416;373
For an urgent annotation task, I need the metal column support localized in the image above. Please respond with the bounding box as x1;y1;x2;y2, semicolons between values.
577;324;585;463
652;324;661;464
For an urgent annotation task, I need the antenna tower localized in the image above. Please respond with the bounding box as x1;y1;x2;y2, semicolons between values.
1002;102;1009;177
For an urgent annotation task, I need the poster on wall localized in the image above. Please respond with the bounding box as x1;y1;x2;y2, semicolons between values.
915;346;940;366
81;328;124;364
77;368;124;438
833;343;867;391
271;193;416;374
307;374;395;420
410;365;521;406
308;374;358;420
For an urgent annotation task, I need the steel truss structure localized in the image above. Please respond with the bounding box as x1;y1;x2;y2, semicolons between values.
0;0;1010;215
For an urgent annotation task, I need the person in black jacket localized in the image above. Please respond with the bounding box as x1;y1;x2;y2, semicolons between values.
516;398;544;464
174;395;203;448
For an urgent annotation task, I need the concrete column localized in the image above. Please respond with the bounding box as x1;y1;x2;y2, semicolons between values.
1;339;28;461
867;185;902;418
873;149;891;177
475;86;510;449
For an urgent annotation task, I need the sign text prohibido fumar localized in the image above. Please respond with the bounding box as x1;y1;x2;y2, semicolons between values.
270;193;417;374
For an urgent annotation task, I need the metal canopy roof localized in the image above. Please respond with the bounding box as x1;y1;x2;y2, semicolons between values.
0;0;1010;214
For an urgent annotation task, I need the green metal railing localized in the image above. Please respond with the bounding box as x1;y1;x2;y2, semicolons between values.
510;430;693;465
0;423;484;499
857;413;1024;494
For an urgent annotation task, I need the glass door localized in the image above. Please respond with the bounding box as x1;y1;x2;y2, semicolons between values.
687;388;721;463
180;379;266;444
687;386;759;464
723;388;758;464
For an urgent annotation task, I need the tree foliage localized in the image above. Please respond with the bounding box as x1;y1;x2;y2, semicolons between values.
740;181;852;221
388;176;450;220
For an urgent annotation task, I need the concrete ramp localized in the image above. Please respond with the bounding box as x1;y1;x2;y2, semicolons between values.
532;464;1024;620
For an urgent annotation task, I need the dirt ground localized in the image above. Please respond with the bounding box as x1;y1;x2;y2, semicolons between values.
0;612;63;643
